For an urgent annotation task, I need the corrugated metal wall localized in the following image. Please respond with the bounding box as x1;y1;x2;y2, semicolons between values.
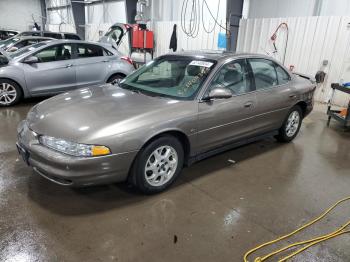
237;16;350;106
152;21;226;57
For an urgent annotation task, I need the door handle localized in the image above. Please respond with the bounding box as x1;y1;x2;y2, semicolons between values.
102;60;109;62
65;64;73;68
289;94;297;99
244;102;253;108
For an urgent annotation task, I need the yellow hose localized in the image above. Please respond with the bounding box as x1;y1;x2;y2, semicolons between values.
243;196;350;262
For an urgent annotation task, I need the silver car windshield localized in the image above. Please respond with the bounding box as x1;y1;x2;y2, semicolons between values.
119;56;215;100
9;42;47;59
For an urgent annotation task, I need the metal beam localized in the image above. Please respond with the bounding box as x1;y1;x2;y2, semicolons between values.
40;0;47;31
227;0;244;51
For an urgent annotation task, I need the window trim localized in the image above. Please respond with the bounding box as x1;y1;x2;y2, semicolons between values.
29;43;73;63
199;58;256;101
75;43;105;59
247;57;291;93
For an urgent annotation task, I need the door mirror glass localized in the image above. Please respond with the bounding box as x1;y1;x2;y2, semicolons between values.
23;56;39;64
207;87;232;100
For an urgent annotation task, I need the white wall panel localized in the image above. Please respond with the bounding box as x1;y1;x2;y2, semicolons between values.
237;16;350;106
0;0;42;31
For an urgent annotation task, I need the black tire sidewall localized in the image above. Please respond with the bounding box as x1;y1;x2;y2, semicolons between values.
278;106;303;142
0;79;22;106
107;74;124;84
131;136;184;194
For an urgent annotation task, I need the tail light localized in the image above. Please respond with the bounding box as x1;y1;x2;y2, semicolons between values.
121;56;134;67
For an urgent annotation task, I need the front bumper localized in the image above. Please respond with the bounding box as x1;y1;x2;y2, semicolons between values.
16;121;138;187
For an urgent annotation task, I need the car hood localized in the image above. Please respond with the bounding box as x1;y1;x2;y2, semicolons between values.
27;84;195;143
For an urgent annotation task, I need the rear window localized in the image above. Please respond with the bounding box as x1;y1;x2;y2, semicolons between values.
44;33;62;39
64;34;80;40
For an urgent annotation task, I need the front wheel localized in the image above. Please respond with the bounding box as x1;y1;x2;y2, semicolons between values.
0;79;22;106
129;136;184;194
276;106;302;142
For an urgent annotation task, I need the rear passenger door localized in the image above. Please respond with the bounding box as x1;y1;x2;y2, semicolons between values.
73;43;109;87
248;58;295;133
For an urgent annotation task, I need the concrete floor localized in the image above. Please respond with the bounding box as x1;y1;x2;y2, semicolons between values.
0;100;349;262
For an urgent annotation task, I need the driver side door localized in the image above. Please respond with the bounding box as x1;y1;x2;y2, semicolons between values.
196;59;257;153
22;43;76;95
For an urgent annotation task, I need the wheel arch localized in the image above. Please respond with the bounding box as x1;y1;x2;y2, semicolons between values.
294;101;308;118
127;129;192;182
106;72;127;83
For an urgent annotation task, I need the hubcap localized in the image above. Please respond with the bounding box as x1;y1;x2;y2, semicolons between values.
0;83;17;105
285;111;300;137
145;145;178;187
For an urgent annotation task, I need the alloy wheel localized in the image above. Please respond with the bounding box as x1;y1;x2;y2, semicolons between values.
0;82;17;105
144;145;178;187
285;111;300;137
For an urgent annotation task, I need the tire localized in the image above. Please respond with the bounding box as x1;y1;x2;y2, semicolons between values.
129;135;184;194
0;79;22;106
276;105;303;142
107;74;125;85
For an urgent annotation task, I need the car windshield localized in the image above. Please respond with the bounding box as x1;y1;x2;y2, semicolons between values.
119;56;215;100
0;37;19;48
9;42;47;59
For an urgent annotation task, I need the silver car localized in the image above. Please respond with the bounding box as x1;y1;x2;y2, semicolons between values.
0;36;53;52
0;40;135;106
17;52;316;194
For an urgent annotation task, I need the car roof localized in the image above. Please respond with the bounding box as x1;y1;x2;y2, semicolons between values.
41;39;108;46
15;36;53;40
164;50;273;61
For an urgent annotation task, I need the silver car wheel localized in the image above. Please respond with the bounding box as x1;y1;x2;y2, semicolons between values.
285;110;300;137
145;145;178;187
0;82;17;105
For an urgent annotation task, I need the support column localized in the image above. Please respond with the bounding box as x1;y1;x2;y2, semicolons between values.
227;0;244;51
71;0;86;39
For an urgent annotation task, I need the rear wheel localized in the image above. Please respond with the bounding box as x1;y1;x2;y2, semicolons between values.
276;105;302;142
0;79;22;106
129;136;184;194
107;74;125;85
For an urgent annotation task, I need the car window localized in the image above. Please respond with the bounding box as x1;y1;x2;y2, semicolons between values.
103;48;114;56
44;33;62;39
33;44;72;63
275;64;290;85
208;59;251;95
14;40;27;49
105;25;124;45
249;59;278;90
77;44;104;58
64;34;80;40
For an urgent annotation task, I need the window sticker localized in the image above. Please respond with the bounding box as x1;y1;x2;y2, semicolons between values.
189;60;214;68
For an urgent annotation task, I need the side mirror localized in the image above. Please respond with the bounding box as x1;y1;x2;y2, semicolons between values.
205;87;232;100
23;56;39;64
7;46;18;52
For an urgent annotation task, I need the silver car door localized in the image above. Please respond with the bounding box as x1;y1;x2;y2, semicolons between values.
196;59;257;153
74;43;108;88
248;58;296;133
22;43;76;95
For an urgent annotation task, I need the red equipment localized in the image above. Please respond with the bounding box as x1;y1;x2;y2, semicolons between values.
131;24;154;49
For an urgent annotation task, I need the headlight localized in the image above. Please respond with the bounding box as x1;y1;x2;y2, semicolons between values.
39;136;111;157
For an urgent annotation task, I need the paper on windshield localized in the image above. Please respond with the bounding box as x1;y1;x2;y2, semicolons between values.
189;60;214;68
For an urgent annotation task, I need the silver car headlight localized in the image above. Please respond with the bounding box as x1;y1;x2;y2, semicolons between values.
39;136;111;157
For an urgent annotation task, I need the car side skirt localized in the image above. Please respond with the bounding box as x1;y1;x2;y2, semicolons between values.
187;130;279;166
